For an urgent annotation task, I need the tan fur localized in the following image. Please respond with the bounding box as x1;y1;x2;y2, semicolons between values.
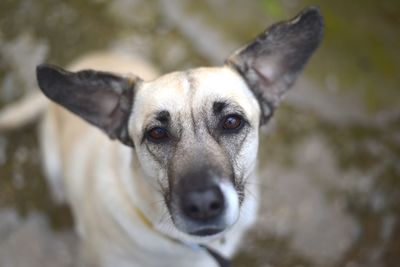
0;92;47;130
40;52;259;267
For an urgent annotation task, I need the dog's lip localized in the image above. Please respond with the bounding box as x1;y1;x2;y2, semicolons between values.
189;227;224;237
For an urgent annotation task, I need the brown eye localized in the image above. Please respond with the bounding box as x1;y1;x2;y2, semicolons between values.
147;127;169;142
223;115;243;130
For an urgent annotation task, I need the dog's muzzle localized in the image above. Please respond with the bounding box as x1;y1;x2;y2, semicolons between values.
169;168;239;237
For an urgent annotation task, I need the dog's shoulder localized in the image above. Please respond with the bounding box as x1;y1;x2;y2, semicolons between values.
68;51;159;81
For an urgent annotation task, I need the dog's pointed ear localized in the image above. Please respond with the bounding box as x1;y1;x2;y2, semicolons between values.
226;6;323;124
36;64;141;147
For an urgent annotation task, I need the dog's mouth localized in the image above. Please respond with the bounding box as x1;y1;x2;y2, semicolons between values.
189;227;225;237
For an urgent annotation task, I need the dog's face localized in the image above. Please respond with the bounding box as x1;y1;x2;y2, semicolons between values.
131;67;260;236
36;7;323;238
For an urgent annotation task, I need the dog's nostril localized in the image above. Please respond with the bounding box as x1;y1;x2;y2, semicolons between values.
209;201;221;211
188;205;200;214
181;186;224;221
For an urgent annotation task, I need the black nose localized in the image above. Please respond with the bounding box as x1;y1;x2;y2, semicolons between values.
181;186;225;221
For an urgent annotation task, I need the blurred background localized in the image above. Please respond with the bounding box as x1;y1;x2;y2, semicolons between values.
0;0;399;266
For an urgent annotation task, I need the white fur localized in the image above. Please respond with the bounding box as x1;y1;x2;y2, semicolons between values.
219;181;239;227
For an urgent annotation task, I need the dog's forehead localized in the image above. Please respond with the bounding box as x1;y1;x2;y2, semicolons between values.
189;66;257;110
136;69;191;108
132;66;260;128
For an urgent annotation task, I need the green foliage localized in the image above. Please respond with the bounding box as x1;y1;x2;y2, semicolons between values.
262;0;285;19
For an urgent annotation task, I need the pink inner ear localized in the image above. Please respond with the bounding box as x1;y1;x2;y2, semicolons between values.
94;90;119;115
254;57;278;85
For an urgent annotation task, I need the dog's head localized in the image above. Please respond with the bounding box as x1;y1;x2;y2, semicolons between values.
37;7;323;239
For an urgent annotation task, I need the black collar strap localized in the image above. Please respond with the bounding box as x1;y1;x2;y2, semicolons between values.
200;245;231;267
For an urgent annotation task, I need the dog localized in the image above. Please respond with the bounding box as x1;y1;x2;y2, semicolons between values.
0;6;323;267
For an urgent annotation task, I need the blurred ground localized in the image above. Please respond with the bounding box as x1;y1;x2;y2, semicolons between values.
0;1;399;267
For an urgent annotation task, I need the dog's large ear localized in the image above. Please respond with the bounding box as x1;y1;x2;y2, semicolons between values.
226;6;323;124
36;64;141;147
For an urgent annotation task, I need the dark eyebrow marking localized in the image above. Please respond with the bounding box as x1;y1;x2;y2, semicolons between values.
155;110;170;123
213;101;228;114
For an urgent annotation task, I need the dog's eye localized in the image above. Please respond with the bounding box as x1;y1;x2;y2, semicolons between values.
146;127;169;143
222;115;243;131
